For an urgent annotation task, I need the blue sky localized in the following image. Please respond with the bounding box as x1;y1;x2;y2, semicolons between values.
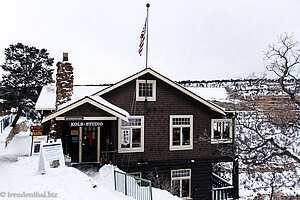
0;0;300;84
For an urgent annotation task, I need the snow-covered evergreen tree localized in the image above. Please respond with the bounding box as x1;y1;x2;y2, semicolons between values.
0;43;54;126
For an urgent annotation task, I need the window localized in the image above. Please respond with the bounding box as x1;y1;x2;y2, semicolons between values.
128;172;142;179
170;115;193;150
211;119;233;144
171;169;191;199
136;80;156;101
128;172;142;185
119;116;144;153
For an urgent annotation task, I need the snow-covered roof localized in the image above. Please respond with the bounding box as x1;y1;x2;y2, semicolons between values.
72;85;109;99
35;85;108;110
35;85;56;110
185;87;230;103
89;96;129;117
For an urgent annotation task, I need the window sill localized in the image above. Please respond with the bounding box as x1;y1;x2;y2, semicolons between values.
169;146;193;151
136;97;156;101
211;139;233;144
118;148;144;153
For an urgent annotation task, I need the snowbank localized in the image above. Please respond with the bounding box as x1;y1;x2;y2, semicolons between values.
0;156;179;200
0;119;179;200
0;156;134;200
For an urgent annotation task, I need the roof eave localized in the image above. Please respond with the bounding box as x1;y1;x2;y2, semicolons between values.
41;97;129;123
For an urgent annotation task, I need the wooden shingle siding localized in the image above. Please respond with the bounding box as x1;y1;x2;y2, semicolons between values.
62;103;114;117
102;73;226;162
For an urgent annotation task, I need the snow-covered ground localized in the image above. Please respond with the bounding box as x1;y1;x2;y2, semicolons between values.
1;118;298;200
0;118;179;200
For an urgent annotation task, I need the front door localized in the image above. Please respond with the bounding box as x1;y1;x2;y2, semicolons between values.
81;126;98;162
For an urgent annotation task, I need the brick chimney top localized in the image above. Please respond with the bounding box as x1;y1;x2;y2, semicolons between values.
56;53;73;109
63;52;68;61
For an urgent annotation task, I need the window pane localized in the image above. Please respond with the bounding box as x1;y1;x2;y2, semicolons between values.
146;83;153;97
182;179;190;197
172;180;180;197
182;127;190;145
172;169;190;178
223;121;230;139
172;117;190;125
213;121;222;139
139;83;146;97
122;119;142;127
121;129;130;148
139;82;153;97
172;128;180;146
132;128;141;148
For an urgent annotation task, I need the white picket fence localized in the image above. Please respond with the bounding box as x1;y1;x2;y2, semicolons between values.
0;114;14;134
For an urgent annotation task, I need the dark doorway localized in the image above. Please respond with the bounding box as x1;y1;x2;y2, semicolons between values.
82;126;98;162
100;121;114;165
69;128;79;163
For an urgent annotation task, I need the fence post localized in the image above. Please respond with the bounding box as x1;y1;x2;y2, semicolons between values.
114;170;116;190
125;173;127;195
149;181;153;200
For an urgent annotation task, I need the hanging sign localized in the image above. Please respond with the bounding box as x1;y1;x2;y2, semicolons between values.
69;122;103;127
121;129;130;145
38;139;65;174
30;135;48;156
30;125;44;136
71;130;79;136
30;125;44;132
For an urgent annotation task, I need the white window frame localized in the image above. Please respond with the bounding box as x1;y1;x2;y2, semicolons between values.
211;119;233;144
136;80;156;101
128;172;142;178
169;115;193;151
171;168;192;199
118;116;144;153
128;172;142;184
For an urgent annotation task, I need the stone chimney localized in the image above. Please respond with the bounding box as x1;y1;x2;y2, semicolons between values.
56;53;74;109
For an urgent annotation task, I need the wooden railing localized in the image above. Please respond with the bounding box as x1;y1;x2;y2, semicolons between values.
114;170;153;200
211;173;234;200
212;186;234;200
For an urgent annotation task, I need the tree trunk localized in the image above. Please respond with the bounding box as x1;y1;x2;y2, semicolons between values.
11;107;22;128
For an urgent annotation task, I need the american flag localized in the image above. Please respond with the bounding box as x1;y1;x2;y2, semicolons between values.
138;19;147;56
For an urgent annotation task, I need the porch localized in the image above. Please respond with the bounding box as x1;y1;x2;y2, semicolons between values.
59;119;119;165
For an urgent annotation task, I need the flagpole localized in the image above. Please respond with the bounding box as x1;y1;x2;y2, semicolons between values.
145;3;150;69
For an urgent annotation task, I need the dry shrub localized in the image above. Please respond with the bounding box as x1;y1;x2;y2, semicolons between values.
5;121;29;147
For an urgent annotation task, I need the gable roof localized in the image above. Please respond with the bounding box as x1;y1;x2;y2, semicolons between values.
93;68;226;115
36;85;109;111
42;96;130;123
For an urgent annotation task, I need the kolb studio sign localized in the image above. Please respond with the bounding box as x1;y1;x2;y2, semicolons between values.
38;140;65;174
69;122;103;127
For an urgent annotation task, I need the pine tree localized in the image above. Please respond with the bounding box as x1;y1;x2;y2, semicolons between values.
0;43;54;127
